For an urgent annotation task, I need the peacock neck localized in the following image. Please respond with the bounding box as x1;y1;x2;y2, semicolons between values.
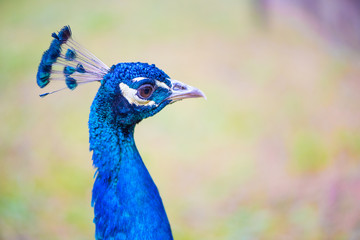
89;100;173;239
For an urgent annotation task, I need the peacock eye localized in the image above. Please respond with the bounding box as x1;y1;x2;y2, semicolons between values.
137;84;155;99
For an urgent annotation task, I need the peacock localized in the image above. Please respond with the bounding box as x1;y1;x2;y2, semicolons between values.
36;26;205;239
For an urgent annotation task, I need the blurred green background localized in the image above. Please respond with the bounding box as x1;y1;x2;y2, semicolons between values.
1;0;360;239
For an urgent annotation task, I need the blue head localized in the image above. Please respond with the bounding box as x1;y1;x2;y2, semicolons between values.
91;62;205;128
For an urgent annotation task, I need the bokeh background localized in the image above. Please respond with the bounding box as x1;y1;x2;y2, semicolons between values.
1;0;360;239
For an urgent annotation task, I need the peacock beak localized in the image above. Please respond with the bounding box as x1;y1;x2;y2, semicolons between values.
165;79;206;102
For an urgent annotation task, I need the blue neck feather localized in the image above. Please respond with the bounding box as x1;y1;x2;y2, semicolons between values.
89;83;173;240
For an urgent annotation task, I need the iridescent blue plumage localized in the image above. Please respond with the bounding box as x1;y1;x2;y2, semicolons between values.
64;66;76;76
65;77;77;90
57;25;72;42
36;25;109;95
36;26;205;240
36;65;51;88
88;63;174;239
76;64;86;73
65;49;76;60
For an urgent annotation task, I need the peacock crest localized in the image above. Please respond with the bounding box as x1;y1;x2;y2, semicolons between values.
36;25;109;97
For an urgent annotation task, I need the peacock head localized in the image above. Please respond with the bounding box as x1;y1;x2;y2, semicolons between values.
97;62;205;125
37;26;205;126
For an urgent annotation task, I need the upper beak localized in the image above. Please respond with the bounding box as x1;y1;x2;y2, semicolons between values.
165;79;206;102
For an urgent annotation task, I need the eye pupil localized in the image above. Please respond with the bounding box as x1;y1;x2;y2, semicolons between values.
143;88;150;94
137;84;154;99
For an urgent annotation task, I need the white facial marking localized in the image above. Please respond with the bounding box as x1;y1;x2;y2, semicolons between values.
119;83;156;106
132;77;147;82
155;80;170;89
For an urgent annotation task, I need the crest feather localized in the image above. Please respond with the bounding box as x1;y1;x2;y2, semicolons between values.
36;26;109;97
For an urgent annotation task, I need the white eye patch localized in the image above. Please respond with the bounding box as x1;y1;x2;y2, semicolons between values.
119;83;156;106
132;77;148;82
119;79;171;107
155;80;170;89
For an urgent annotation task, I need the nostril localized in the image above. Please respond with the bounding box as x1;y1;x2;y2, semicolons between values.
173;83;187;91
